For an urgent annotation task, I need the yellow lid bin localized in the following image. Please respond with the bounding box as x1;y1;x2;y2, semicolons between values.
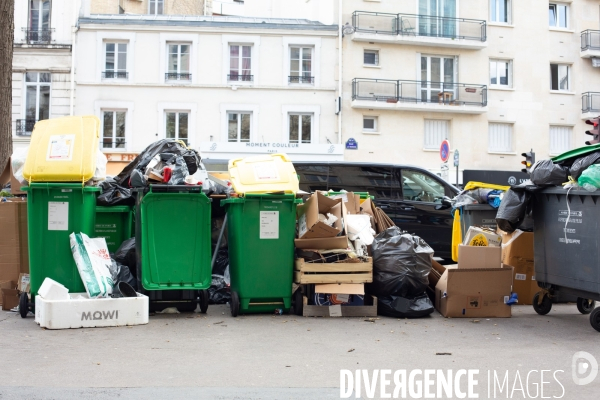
23;115;101;183
228;153;300;194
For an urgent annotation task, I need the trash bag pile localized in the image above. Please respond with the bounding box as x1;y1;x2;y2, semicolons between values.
366;226;435;318
453;187;505;209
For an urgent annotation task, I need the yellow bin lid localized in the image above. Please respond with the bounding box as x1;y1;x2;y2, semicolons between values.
228;153;299;194
23;115;100;183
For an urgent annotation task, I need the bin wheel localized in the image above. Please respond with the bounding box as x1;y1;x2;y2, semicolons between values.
533;292;553;315
230;291;240;318
590;308;600;333
293;288;303;316
19;292;29;319
199;290;209;314
577;298;596;315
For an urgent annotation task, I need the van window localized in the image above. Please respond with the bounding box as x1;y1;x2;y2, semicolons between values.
296;164;336;192
400;169;445;203
328;165;392;199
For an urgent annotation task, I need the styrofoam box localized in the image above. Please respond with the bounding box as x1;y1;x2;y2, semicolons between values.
35;293;149;330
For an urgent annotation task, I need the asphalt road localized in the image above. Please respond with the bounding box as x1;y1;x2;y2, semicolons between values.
0;304;599;399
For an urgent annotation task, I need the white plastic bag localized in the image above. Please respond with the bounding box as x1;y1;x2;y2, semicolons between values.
11;147;29;186
92;150;108;181
69;233;114;298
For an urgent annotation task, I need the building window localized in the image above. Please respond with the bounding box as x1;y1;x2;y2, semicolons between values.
289;114;312;144
289;47;313;84
549;126;571;155
549;3;568;28
28;0;51;43
228;112;251;142
25;72;50;127
364;50;379;66
166;111;189;145
229;45;252;82
104;43;128;79
550;64;569;91
488;123;513;152
490;59;511;87
102;111;126;149
166;44;191;81
424;119;449;150
363;116;378;133
149;0;164;15
490;0;510;24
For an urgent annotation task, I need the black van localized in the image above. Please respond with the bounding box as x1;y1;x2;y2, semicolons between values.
203;160;459;259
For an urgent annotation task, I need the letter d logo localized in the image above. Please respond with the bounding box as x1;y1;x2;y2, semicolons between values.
572;351;599;386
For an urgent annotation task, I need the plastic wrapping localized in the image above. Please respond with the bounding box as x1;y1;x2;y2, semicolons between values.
162;154;189;185
578;164;600;190
366;226;434;298
113;238;137;278
212;248;229;276
10;147;28;187
529;160;568;186
496;189;531;233
208;274;231;304
377;293;435;318
92;150;108;182
97;178;134;206
108;259;138;291
69;233;114;298
568;152;600;181
114;139;201;187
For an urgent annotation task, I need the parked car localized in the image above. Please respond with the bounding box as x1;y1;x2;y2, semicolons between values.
202;159;459;259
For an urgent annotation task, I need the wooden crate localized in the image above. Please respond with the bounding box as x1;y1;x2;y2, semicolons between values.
294;258;373;284
302;295;378;317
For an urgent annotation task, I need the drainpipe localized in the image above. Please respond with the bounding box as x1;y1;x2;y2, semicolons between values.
69;1;78;116
204;0;207;16
338;0;342;145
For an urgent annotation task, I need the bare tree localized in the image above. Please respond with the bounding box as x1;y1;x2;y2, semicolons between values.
0;1;14;172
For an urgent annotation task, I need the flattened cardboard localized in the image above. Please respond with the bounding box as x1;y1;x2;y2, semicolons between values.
314;283;365;295
0;280;13;306
435;267;513;318
359;198;375;217
0;202;29;282
458;245;501;269
500;230;539;305
295;198;349;250
1;282;19;311
297;192;343;239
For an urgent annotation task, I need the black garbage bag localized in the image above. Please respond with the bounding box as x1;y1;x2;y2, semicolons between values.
160;153;189;185
114;139;201;187
114;238;137;278
212;248;229;276
208;274;231;304
377;293;434;318
567;152;600;181
529;159;568;186
97;178;135;206
366;226;433;298
108;259;138;291
496;188;531;233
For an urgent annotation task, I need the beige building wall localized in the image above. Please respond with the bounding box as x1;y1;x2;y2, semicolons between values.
91;0;207;15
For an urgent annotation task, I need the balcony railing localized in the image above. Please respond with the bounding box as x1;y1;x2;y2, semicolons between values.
228;74;254;82
22;28;54;44
581;30;600;51
352;78;487;107
15;119;36;136
352;11;486;42
165;72;191;81
582;92;600;113
102;71;129;79
289;75;314;84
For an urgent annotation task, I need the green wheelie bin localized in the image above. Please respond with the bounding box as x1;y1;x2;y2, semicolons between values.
222;194;300;316
135;185;212;313
95;206;134;254
21;183;100;317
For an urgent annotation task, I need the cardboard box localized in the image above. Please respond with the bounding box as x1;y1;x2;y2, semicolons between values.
458;245;502;269
329;191;361;214
435;266;513;318
463;226;502;247
297;192;343;239
0;280;14;306
0;201;29;283
34;292;149;329
1;281;19;311
501;230;539;305
17;273;30;293
0;157;26;195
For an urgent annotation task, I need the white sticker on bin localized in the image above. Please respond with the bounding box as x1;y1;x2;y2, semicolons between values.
260;211;279;239
46;134;75;161
254;164;280;181
515;273;527;281
48;202;69;231
329;305;342;317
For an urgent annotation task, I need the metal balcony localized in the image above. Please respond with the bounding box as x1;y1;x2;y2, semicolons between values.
102;71;129;79
581;92;600;119
581;30;600;58
352;78;487;114
228;74;254;82
22;28;53;45
165;72;191;81
15;119;35;136
289;76;314;84
351;11;486;49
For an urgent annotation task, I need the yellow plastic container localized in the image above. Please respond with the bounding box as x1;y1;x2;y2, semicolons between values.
228;153;300;194
23;116;100;183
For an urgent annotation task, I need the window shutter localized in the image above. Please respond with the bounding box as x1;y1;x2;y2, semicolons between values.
549;126;572;155
424;119;450;149
488;123;512;152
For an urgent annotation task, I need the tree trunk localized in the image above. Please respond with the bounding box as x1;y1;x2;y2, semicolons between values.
0;0;14;173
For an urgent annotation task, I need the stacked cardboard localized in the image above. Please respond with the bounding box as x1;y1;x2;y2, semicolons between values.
500;230;539;305
0;201;29;283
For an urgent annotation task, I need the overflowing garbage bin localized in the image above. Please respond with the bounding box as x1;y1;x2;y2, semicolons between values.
23;183;100;315
531;187;600;332
95;206;134;254
460;204;497;236
134;185;212;312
